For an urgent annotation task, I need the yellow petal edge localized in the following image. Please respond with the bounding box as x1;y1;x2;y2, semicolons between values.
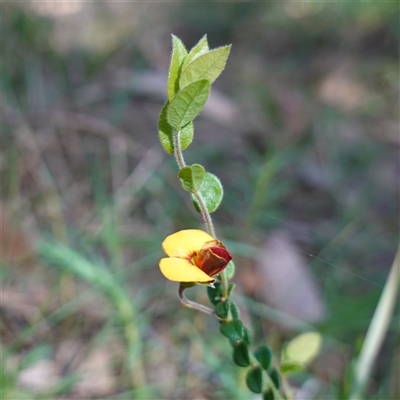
162;229;214;258
159;258;214;283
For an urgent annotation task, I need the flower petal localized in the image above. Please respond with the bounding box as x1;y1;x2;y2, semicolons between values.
159;257;214;283
196;240;232;277
162;229;214;258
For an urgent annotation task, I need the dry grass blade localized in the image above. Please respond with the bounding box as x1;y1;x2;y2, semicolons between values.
38;240;150;395
349;245;400;400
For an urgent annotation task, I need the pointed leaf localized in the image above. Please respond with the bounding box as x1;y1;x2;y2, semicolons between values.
254;346;273;370
220;319;245;342
167;79;210;130
168;35;188;99
215;299;231;319
283;332;322;366
181;35;209;72
158;101;193;154
233;340;250;367
246;366;263;394
180;45;231;89
192;172;223;214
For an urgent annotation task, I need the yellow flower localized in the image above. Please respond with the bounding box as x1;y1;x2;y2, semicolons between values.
159;229;232;283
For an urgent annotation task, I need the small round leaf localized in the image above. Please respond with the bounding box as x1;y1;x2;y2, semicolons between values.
178;164;206;192
192;172;223;214
190;164;206;190
283;332;322;367
215;300;231;319
246;366;263;394
220;319;245;342
254;346;273;370
178;166;193;192
232;340;250;367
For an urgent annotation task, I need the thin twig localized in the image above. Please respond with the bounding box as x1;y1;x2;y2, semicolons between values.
172;129;229;298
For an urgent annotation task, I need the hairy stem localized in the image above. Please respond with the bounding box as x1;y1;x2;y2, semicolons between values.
192;190;216;238
173;130;186;169
173;130;229;298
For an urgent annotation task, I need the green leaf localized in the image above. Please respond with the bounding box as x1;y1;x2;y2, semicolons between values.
168;35;188;99
167;79;211;130
178;164;205;192
225;260;235;280
280;361;304;374
180;45;231;89
254;346;273;370
230;300;240;319
158;101;193;154
243;325;251;345
178;167;193;192
246;366;263;394
283;332;322;367
207;281;222;305
263;389;275;400
269;368;281;389
191;164;205;189
227;282;235;297
181;35;209;72
192;172;223;214
220;319;245;342
233;340;250;367
215;299;231;319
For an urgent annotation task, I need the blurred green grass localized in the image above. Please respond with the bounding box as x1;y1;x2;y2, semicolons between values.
1;2;398;399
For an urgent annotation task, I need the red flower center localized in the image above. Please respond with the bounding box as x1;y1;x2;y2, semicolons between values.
195;240;232;277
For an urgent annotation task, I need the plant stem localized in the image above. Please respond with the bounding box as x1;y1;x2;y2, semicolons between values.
173;130;229;298
173;130;186;169
178;284;216;316
192;190;216;237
